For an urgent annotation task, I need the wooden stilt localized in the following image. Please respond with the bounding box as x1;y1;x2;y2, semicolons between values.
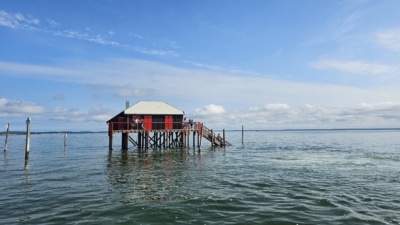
223;129;226;147
199;123;203;149
211;129;214;147
193;131;196;148
137;132;141;149
164;131;168;148
187;130;190;148
154;132;158;149
121;132;129;150
145;131;149;149
109;135;114;150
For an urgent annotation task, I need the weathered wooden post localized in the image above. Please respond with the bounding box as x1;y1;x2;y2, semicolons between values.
138;132;142;149
199;123;203;149
242;125;244;144
211;129;214;146
121;132;128;150
187;130;190;148
166;131;169;149
25;117;31;160
64;133;67;146
193;130;196;148
223;129;226;146
145;131;149;149
4;123;9;151
108;122;114;150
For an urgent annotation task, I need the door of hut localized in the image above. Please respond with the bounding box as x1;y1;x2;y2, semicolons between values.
144;116;152;130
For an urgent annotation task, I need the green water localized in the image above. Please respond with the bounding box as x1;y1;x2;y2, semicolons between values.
1;130;399;224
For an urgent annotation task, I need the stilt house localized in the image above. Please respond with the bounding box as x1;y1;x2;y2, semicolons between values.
106;100;230;150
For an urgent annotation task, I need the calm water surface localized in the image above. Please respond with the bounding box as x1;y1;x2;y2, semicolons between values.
1;130;399;224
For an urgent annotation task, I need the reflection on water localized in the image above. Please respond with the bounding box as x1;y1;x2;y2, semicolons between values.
106;149;208;203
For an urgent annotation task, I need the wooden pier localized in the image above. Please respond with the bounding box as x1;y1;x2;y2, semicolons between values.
107;101;230;150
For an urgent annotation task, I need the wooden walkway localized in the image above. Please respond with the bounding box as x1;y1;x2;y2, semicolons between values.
201;124;231;146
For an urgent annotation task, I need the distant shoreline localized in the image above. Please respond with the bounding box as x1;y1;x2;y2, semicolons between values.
229;128;400;132
1;128;400;136
0;131;107;136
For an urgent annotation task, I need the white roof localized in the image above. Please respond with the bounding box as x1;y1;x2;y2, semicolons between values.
124;101;184;115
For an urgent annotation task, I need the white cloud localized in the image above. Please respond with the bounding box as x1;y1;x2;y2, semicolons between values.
311;59;395;74
46;18;59;27
264;103;290;111
194;104;225;116
133;46;179;56
53;30;120;46
2;58;398;109
0;98;45;117
198;101;400;130
376;28;400;52
0;10;39;29
1;10;179;57
184;61;222;70
51;107;86;122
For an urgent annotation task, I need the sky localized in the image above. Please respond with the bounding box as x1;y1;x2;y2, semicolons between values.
1;0;400;131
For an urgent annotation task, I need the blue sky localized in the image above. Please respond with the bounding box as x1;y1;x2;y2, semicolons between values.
1;0;400;131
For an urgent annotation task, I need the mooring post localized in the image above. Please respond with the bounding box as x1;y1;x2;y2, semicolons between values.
64;133;67;146
4;123;10;151
25;117;31;160
242;125;244;144
223;129;226;146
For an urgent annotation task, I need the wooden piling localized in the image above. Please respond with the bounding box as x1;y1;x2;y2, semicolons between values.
145;131;149;149
223;129;226;146
187;130;190;148
211;129;214;147
25;118;31;160
64;133;67;146
4;123;9;151
199;123;203;149
109;135;114;150
166;131;169;149
121;132;129;149
193;131;196;148
242;125;244;144
108;123;114;150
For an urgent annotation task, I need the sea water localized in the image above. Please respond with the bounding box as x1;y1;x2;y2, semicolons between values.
0;130;399;225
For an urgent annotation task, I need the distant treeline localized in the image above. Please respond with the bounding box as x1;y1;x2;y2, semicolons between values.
229;128;400;132
0;131;107;136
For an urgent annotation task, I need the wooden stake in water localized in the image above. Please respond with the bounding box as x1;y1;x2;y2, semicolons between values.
4;123;9;151
64;133;67;146
25;118;31;160
223;129;226;146
242;125;244;144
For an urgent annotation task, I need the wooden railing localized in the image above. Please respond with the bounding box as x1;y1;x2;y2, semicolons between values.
108;121;231;146
108;121;202;134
